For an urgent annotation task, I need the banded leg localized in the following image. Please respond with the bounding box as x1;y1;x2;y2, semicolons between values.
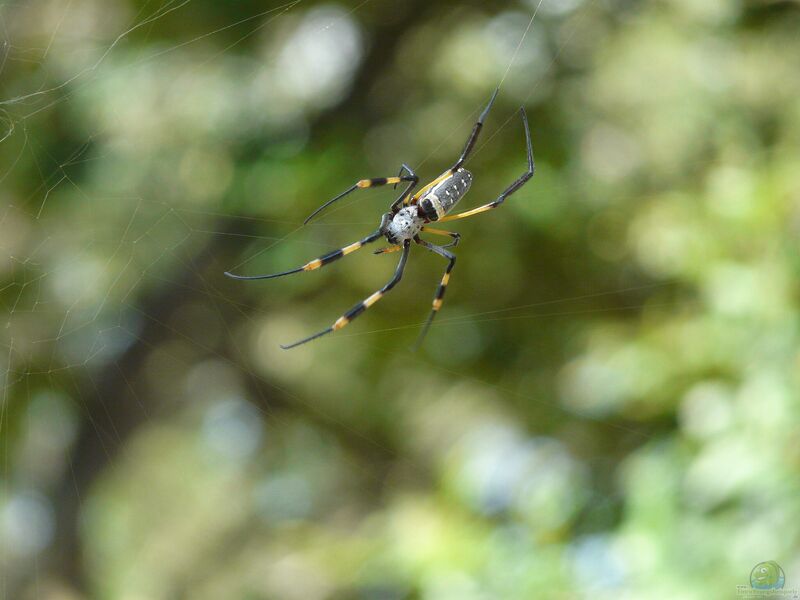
439;108;534;223
412;238;456;351
224;217;389;280
281;241;411;349
373;244;403;255
450;87;499;172
304;165;418;224
390;164;420;212
421;226;460;248
402;90;500;208
404;169;450;207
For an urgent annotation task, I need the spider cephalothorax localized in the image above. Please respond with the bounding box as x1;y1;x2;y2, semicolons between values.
225;89;535;349
383;206;423;244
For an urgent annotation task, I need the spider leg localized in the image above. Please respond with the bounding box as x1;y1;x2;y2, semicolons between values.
450;87;499;172
412;237;456;351
400;89;498;208
224;221;387;281
373;244;403;255
393;163;416;189
304;168;418;224
281;241;411;349
390;164;419;212
420;226;460;248
438;108;534;223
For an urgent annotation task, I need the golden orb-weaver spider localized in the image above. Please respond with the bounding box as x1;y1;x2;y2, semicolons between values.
225;89;535;349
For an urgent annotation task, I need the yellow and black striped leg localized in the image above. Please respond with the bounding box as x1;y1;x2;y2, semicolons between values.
401;90;499;209
392;162;416;188
305;166;418;224
439;108;534;223
224;225;384;281
421;227;460;249
281;241;411;349
373;244;403;255
412;238;456;351
390;164;419;212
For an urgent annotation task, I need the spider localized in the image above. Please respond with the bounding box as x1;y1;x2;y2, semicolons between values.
225;89;535;350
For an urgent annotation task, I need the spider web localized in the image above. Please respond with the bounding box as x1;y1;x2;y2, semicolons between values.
0;0;673;596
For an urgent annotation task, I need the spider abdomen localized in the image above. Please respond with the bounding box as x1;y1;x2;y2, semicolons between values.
418;168;473;221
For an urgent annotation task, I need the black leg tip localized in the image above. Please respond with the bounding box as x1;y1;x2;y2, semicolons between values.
279;326;335;350
280;340;305;350
480;87;501;122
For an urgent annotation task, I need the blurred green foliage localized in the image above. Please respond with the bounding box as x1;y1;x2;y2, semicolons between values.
1;0;799;598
